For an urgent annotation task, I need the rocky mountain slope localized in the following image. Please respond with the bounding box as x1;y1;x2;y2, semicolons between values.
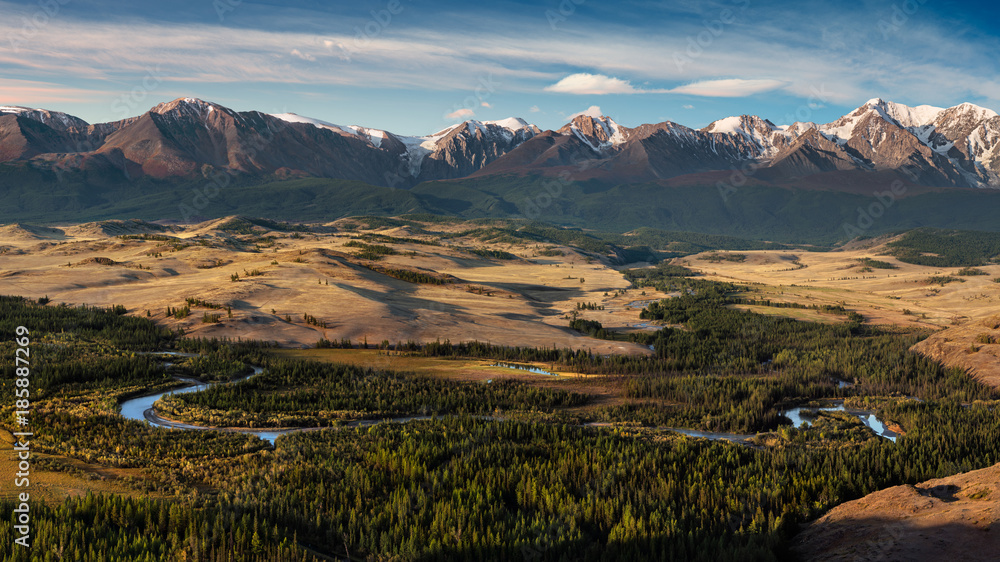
3;97;1000;190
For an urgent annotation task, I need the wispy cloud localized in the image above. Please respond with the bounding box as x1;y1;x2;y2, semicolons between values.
290;49;315;62
669;78;788;97
544;73;640;95
445;108;475;120
544;74;786;97
0;79;114;106
0;0;999;122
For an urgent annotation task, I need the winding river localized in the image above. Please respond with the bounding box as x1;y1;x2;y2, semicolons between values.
122;353;442;444
120;353;900;446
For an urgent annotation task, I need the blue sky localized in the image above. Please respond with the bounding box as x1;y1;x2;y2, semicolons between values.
2;0;999;135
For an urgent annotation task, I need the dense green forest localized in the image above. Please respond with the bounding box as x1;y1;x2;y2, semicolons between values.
885;228;1000;266
156;357;587;428
3;294;1000;560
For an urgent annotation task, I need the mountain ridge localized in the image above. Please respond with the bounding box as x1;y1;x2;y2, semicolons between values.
4;97;1000;190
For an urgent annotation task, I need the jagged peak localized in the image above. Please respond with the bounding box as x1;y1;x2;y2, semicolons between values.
0;105;90;129
703;114;777;135
151;97;233;118
480;117;535;133
940;102;999;121
0;105;35;114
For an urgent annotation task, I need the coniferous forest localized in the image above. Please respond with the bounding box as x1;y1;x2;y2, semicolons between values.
3;291;1000;561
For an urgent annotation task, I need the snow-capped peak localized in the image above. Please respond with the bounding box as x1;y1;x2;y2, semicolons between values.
268;112;393;148
862;98;944;128
704;115;778;136
0;105;90;130
152;98;231;120
482;117;532;134
702;115;786;158
270;112;341;130
943;102;998;122
560;111;628;152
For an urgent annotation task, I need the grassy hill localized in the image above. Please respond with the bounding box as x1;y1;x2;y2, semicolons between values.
2;164;999;244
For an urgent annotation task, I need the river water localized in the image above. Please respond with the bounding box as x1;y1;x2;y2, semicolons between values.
779;402;898;442
122;353;899;446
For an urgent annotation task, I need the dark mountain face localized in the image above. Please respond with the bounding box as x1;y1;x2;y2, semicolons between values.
2;97;1000;190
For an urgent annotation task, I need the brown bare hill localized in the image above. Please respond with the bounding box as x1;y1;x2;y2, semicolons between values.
793;462;1000;561
0;223;66;240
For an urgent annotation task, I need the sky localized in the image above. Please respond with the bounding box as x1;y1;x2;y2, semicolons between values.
2;0;1000;136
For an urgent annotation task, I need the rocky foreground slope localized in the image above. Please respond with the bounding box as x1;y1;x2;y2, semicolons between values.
793;462;1000;561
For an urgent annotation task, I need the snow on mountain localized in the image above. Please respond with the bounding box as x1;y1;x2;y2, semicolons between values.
271;111;540;177
394;124;463;177
483;117;532;133
560;112;628;152
270;112;344;131
703;115;785;158
5;95;1000;189
866;98;944;128
0;105;90;131
271;113;391;148
152;97;227;117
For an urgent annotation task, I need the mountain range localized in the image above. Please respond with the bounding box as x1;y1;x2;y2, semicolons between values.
3;97;1000;190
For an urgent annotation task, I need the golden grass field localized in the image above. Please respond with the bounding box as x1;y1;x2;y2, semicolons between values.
2;217;999;511
1;217;998;386
0;218;657;356
683;245;1000;387
0;218;1000;384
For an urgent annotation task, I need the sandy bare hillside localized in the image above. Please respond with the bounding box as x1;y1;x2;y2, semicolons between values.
0;218;654;354
0;223;67;241
911;315;1000;388
793;462;1000;561
685;248;1000;388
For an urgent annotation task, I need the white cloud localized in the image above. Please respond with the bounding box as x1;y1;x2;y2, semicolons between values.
480;101;492;108
545;74;786;98
683;104;694;109
529;105;541;113
445;108;475;120
290;49;315;62
1;3;999;115
568;105;603;119
669;79;787;97
544;73;639;95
